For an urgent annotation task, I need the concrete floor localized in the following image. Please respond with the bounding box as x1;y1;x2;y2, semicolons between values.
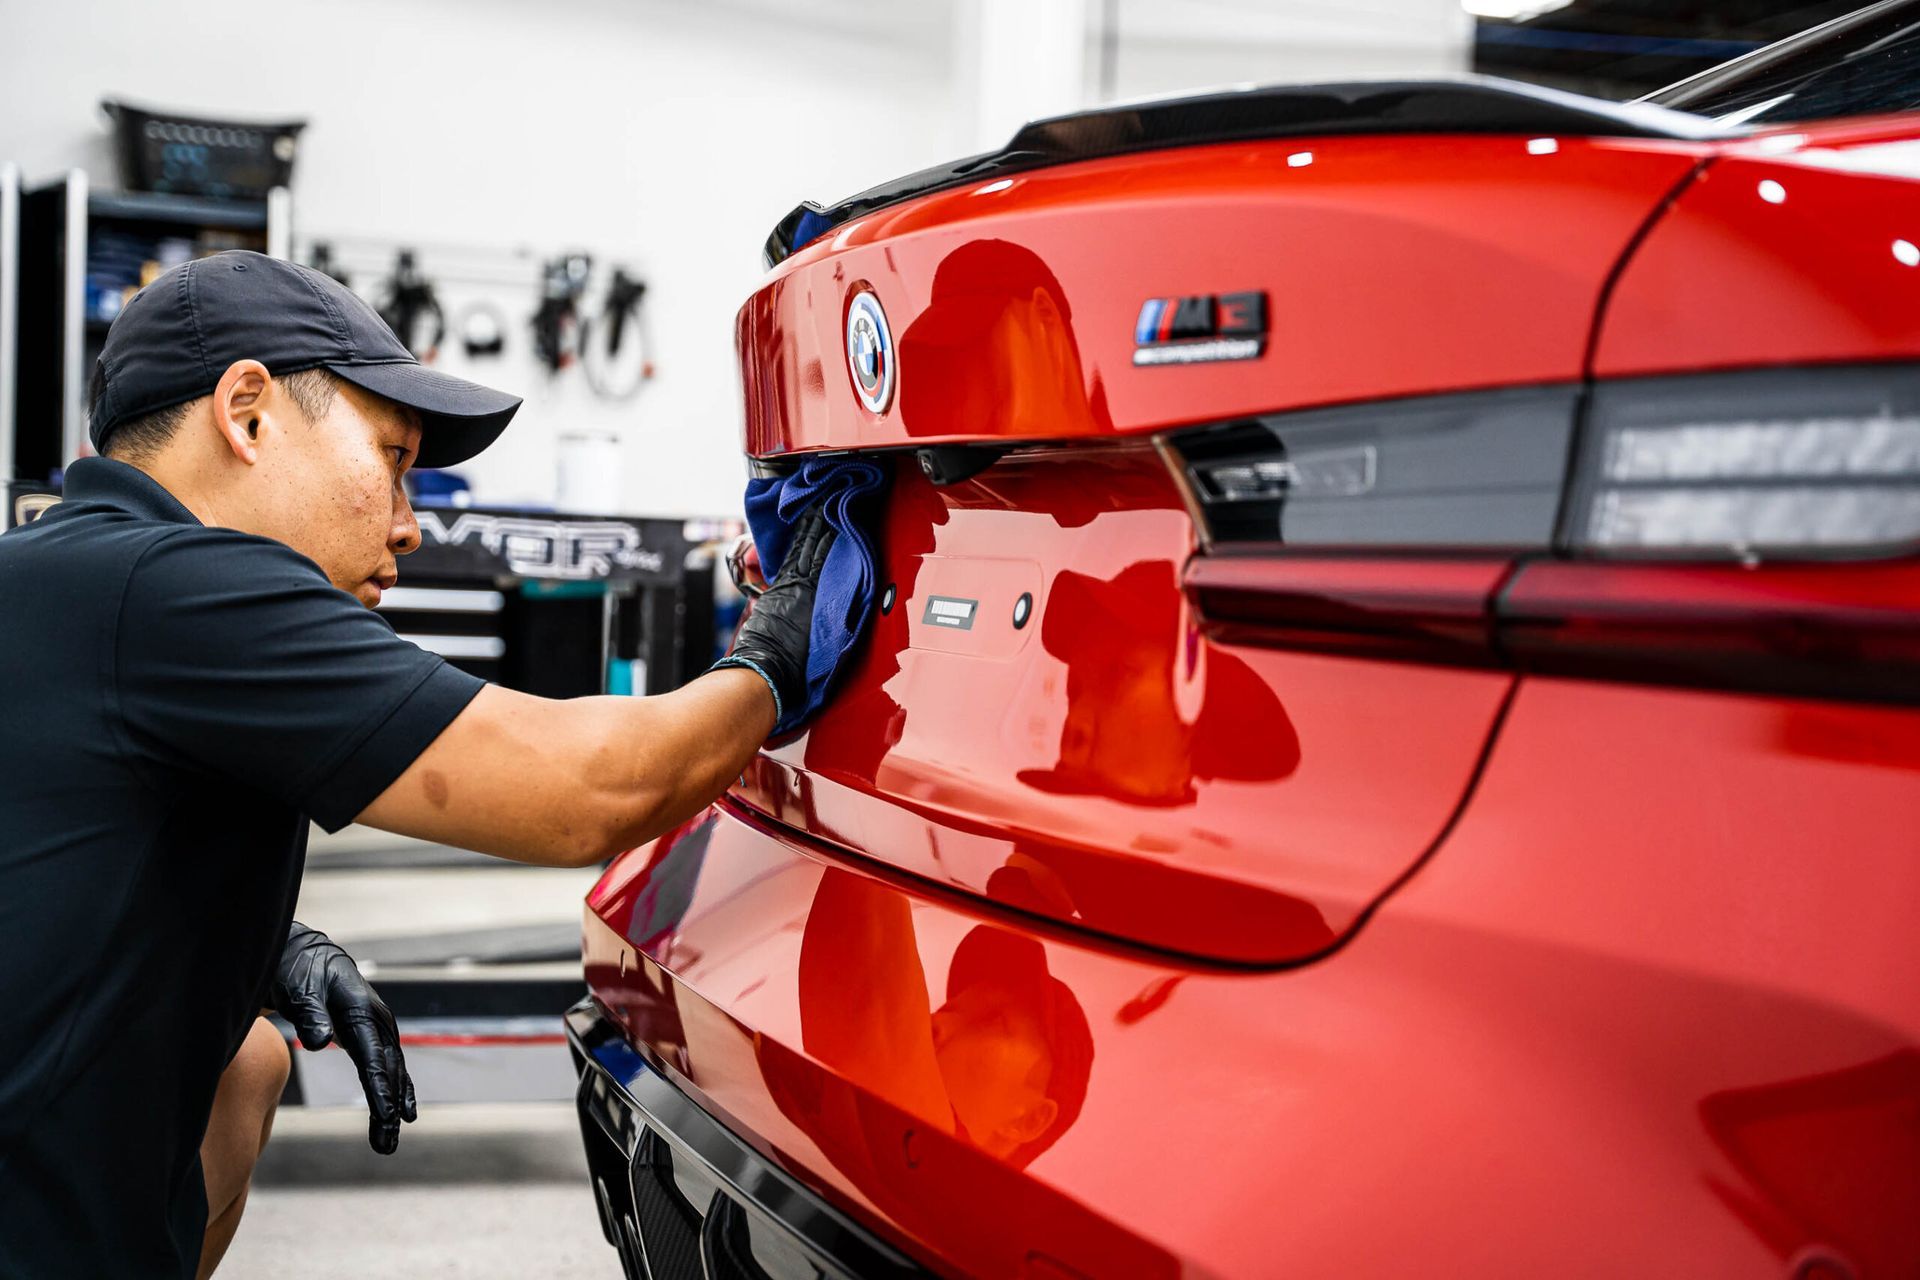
219;1103;623;1279
299;822;602;971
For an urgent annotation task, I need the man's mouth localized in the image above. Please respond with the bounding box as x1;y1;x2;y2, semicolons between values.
365;572;399;605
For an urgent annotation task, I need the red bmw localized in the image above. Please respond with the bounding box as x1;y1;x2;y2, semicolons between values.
570;5;1920;1276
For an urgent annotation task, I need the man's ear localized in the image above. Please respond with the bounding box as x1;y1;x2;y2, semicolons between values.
210;360;273;464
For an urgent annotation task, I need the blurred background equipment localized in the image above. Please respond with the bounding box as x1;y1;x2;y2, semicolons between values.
295;237;663;506
101;98;305;198
376;248;447;363
9;169;290;486
580;267;654;400
458;300;508;358
531;251;591;374
406;467;474;506
0;163;17;492
308;239;352;287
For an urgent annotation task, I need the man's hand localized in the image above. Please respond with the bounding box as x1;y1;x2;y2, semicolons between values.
269;923;416;1154
713;506;837;727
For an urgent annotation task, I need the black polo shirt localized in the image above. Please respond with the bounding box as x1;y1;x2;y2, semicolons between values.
0;458;484;1277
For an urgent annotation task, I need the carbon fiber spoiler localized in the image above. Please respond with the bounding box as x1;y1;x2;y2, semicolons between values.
763;75;1729;268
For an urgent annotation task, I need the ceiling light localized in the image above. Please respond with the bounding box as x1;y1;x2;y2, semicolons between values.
1461;0;1574;19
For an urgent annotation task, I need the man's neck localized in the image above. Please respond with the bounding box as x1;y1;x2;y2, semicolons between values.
118;453;224;529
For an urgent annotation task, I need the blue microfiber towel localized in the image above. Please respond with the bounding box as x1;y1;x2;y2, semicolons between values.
743;457;888;734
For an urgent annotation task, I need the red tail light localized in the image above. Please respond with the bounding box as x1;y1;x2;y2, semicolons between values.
1173;364;1920;705
1513;364;1920;702
1185;555;1506;666
1496;560;1920;704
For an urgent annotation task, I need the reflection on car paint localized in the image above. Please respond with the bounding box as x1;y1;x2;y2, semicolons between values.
1700;1051;1920;1277
732;448;1504;965
1017;559;1298;808
897;239;1111;440
583;750;1920;1277
781;870;1091;1165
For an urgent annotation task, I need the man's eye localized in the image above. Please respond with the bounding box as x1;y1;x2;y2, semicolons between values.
391;447;409;466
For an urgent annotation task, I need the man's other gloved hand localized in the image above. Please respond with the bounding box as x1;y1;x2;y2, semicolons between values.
714;506;837;727
269;922;417;1154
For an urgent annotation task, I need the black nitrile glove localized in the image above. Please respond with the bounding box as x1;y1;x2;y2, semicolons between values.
713;506;837;729
269;922;417;1154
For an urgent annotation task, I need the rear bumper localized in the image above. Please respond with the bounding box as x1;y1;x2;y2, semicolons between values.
577;676;1920;1276
566;997;924;1280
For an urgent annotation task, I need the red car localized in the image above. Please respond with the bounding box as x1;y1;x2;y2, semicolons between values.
569;5;1920;1276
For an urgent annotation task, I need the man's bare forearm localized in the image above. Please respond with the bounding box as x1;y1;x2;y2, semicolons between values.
356;669;776;867
602;666;776;851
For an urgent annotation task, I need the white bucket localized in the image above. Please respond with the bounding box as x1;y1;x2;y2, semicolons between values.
555;429;621;514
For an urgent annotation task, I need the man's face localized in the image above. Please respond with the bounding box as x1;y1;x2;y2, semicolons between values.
263;380;423;608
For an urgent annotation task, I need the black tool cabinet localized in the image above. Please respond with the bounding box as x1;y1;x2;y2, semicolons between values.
3;168;291;486
381;507;717;699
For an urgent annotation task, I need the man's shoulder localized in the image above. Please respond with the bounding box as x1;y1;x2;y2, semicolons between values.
0;501;178;591
114;526;348;640
128;521;329;578
6;505;327;592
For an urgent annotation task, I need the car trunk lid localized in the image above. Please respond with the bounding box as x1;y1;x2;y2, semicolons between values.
729;104;1711;965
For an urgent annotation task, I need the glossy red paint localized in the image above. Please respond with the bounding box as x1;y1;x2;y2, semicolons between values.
737;136;1704;457
1593;124;1920;377
593;64;1920;1279
729;447;1513;964
586;673;1920;1275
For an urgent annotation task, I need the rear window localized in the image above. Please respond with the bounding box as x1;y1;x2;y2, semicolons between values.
1646;0;1920;124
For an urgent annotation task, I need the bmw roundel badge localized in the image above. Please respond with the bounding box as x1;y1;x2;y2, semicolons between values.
846;289;895;414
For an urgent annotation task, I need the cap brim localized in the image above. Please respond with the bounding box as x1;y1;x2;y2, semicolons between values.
325;361;522;468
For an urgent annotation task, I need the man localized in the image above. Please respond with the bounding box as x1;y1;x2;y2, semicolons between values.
0;252;829;1277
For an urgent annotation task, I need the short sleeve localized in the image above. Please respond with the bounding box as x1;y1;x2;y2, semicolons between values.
115;528;486;832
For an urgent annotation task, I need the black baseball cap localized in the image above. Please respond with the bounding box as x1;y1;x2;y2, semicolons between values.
88;250;520;468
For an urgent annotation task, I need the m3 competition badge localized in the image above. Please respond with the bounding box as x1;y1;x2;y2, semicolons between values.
1133;291;1267;366
846;288;895;413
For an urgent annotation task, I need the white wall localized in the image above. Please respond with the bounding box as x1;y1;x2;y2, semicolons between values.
956;0;1471;154
1098;0;1472;108
962;0;1094;153
0;0;959;516
0;0;1467;517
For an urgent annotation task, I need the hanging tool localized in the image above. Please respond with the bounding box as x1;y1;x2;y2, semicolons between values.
376;250;446;363
581;268;655;400
308;242;351;289
457;301;507;358
530;253;591;374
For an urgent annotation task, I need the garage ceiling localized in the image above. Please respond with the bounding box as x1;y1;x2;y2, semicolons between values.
1473;0;1862;97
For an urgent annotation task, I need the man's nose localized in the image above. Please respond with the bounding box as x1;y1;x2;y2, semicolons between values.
392;490;421;556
